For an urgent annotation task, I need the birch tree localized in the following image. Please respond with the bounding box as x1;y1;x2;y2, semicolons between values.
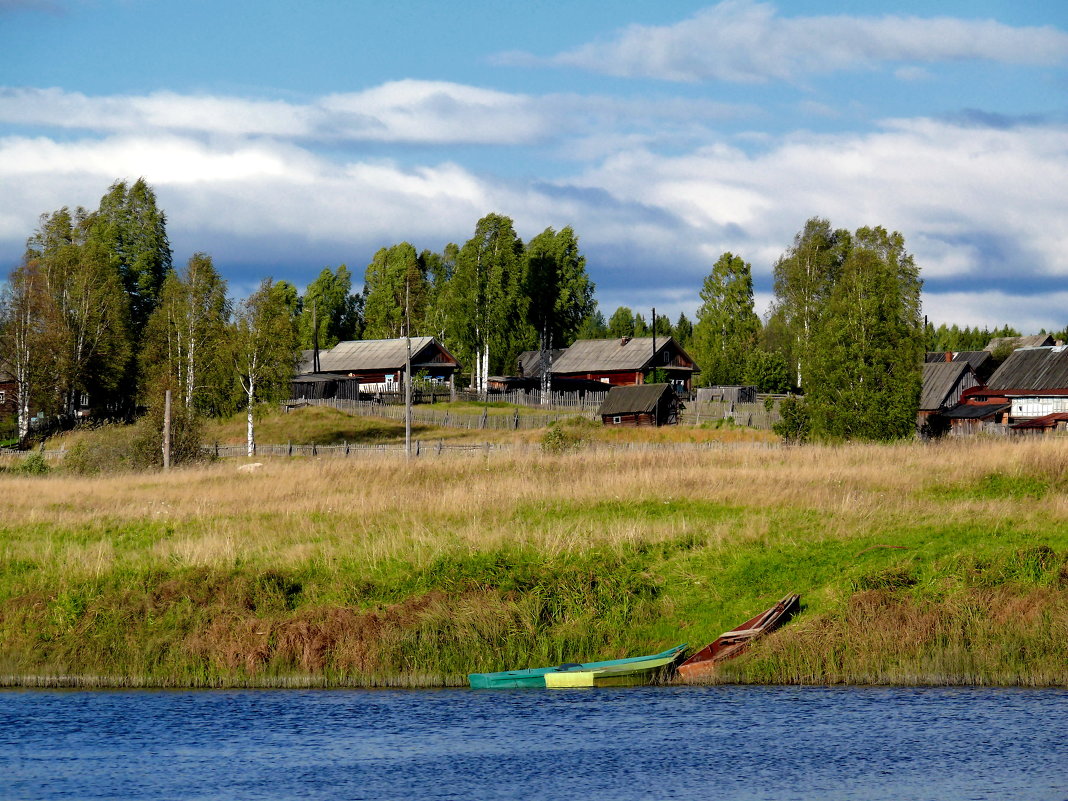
232;279;299;456
771;218;848;389
142;252;230;413
0;260;49;442
691;252;761;386
449;214;525;393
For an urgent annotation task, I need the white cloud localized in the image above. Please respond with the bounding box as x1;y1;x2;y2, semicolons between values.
0;84;751;148
531;0;1068;83
1;91;1066;331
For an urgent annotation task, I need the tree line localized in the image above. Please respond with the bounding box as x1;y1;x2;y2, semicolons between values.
2;179;1048;449
0;182;600;452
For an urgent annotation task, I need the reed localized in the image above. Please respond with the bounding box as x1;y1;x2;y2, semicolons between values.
1;435;1066;686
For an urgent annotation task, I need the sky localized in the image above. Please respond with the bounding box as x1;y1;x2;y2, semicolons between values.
1;0;1067;333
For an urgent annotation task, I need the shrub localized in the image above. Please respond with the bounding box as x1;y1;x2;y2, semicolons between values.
541;423;583;453
773;395;810;443
17;452;50;475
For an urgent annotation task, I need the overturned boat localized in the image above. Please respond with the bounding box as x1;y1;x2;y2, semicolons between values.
676;593;801;681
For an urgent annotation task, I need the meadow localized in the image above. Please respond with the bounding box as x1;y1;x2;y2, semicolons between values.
0;414;1066;687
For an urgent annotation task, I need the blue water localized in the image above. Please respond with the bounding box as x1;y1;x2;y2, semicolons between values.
1;686;1066;801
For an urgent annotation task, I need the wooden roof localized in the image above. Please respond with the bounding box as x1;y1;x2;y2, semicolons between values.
920;361;972;411
984;334;1054;352
597;383;676;416
986;346;1068;392
941;402;1009;420
551;337;696;374
312;337;458;374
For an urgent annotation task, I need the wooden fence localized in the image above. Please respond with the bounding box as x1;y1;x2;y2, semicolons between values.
289;397;598;430
679;400;782;430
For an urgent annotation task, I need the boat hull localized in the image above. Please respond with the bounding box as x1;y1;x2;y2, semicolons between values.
468;644;687;689
677;594;801;682
544;650;684;688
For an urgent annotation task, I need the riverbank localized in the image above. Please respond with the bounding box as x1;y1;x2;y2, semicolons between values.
1;437;1066;687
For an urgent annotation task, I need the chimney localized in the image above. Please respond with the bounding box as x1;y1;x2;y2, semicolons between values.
621;336;631;346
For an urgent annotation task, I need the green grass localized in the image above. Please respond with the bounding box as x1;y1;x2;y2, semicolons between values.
2;439;1067;687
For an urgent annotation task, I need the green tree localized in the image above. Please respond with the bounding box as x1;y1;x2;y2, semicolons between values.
299;264;361;350
25;208;131;419
448;213;526;391
804;226;923;441
0;259;50;442
691;252;761;386
141;252;230;414
232;279;300;456
673;313;694;349
576;308;608;339
772;218;849;389
743;349;790;394
525;226;596;349
87;178;172;340
362;244;429;339
607;307;635;339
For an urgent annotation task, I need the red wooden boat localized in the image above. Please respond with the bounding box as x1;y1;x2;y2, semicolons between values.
676;593;801;681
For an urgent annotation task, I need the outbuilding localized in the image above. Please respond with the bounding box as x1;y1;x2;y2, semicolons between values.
598;383;681;427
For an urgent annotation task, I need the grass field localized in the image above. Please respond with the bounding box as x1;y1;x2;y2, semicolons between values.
1;421;1066;687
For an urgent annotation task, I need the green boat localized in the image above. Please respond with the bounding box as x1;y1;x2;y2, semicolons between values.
467;644;687;689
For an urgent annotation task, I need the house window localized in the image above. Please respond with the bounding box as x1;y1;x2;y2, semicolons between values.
663;351;671;364
385;374;395;385
0;391;5;404
612;416;621;424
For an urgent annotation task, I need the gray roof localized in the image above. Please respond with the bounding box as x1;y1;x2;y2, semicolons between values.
313;337;457;374
920;361;972;410
953;351;993;372
985;334;1054;352
551;337;694;374
986;346;1068;391
941;402;1009;420
597;383;675;416
518;349;565;378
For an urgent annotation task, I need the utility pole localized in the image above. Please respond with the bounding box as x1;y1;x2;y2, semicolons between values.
163;389;172;470
405;280;412;459
651;306;657;384
312;299;320;373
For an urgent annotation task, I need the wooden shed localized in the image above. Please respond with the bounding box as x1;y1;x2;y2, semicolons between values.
598;383;681;427
550;336;699;393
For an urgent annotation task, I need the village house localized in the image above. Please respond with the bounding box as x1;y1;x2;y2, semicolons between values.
597;383;681;427
958;345;1068;431
918;361;979;435
925;350;996;382
549;336;699;393
291;337;460;401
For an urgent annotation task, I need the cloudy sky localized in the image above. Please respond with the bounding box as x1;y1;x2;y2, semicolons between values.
1;0;1066;331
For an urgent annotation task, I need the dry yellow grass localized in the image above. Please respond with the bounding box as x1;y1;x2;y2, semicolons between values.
2;436;1067;576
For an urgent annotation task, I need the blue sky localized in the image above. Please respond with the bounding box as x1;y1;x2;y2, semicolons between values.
2;0;1067;332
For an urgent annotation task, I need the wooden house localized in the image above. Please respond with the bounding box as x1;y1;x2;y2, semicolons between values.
969;345;1068;425
1010;412;1068;436
984;334;1055;352
918;361;978;434
925;350;996;382
550;336;699;392
939;401;1010;436
598;383;681;427
0;368;15;420
291;337;460;401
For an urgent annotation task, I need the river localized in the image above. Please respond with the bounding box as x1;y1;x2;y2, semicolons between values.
2;685;1065;800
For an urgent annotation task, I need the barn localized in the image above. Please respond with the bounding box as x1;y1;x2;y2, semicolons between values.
598;383;681;427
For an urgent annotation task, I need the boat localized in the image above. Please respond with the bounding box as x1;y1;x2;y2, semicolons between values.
468;643;688;689
543;647;685;688
676;593;801;681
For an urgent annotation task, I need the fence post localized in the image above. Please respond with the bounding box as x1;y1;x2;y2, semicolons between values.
480;408;488;429
513;411;519;430
215;441;219;458
416;440;421;457
437;439;443;455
